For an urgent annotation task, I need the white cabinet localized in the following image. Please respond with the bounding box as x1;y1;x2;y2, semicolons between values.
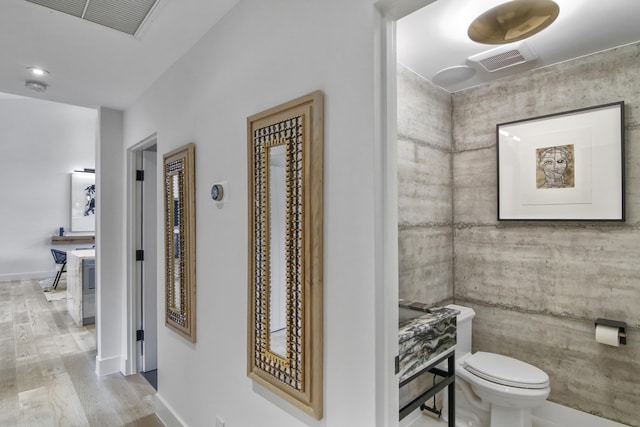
66;249;95;326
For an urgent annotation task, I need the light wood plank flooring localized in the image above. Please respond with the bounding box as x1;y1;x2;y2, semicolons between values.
0;279;172;427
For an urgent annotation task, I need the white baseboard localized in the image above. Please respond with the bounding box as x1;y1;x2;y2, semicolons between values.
95;354;122;376
533;401;630;427
404;400;630;427
0;270;56;281
154;392;187;427
400;407;425;427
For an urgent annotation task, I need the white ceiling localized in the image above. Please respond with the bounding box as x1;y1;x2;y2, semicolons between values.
398;0;640;92
2;1;639;109
0;0;238;109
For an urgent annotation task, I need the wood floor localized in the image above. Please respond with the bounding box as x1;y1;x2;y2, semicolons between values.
0;279;172;427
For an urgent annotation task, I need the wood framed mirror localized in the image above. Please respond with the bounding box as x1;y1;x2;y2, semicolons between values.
247;91;323;418
163;143;196;342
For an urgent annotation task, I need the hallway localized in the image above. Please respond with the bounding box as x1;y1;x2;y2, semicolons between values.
0;279;170;426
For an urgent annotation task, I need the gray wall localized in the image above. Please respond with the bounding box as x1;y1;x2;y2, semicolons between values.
397;65;454;306
452;43;640;425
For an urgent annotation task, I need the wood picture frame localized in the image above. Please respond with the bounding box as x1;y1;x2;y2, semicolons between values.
163;143;196;342
247;91;324;419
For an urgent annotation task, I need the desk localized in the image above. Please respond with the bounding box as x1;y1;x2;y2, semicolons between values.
66;249;95;326
51;235;95;245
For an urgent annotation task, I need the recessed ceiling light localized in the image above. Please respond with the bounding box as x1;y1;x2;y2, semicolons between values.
25;80;48;93
432;65;476;87
26;67;50;77
468;0;560;45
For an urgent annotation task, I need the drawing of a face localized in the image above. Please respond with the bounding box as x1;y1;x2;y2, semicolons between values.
538;146;572;188
540;149;568;179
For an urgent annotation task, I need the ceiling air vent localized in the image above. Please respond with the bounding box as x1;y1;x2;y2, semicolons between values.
468;42;537;72
24;0;160;36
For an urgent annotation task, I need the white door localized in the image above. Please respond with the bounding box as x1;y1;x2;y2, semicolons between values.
141;147;158;372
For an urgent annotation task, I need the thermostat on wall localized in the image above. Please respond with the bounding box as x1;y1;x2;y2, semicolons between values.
211;184;223;201
211;181;227;203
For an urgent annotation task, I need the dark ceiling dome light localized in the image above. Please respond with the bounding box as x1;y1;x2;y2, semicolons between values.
468;0;560;45
25;80;47;93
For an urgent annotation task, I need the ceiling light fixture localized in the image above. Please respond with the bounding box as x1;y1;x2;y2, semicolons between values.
25;80;48;93
432;65;476;87
468;0;560;45
27;67;50;77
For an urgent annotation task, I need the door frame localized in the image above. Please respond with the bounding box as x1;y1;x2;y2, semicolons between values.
125;133;158;375
373;1;439;425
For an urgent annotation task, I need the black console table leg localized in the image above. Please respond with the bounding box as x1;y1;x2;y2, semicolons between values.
448;354;455;427
398;351;457;423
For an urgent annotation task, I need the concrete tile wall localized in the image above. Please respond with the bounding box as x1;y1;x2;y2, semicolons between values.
397;65;454;306
471;304;640;424
452;43;640;426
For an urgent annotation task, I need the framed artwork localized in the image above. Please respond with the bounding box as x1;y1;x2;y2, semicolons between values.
71;172;96;231
497;102;625;221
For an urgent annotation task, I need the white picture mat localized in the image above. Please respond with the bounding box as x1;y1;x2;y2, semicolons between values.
519;127;592;206
71;172;95;231
498;103;623;220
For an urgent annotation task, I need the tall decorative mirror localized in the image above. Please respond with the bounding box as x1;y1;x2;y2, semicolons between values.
163;143;196;342
247;91;323;418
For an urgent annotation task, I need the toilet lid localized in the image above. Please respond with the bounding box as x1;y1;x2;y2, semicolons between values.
463;352;549;389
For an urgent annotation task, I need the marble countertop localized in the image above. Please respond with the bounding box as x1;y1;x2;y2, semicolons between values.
398;300;459;383
66;249;95;327
69;249;95;258
399;300;459;345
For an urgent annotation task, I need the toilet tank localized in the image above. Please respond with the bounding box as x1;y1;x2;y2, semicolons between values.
446;304;475;357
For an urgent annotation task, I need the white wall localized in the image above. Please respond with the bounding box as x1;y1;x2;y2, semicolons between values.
95;107;125;376
123;0;383;426
0;93;96;280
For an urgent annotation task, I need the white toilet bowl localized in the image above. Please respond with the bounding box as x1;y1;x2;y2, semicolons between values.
442;305;551;427
454;351;550;427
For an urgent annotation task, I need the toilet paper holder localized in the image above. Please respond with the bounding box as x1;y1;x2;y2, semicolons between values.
595;318;627;345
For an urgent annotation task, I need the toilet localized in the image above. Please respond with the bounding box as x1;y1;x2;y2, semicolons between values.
442;304;550;427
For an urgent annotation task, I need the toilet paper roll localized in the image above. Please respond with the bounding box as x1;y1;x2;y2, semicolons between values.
595;324;620;347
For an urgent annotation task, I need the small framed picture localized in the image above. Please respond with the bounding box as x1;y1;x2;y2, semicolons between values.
497;102;625;221
71;172;96;231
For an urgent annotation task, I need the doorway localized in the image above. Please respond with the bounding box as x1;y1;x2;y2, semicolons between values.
374;1;440;425
126;135;158;388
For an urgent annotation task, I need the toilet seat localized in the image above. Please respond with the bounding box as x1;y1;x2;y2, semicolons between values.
462;351;549;389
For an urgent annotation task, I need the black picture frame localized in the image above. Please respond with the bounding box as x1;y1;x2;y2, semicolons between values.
497;102;625;221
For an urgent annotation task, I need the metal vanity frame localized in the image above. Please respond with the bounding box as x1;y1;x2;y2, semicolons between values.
399;349;455;425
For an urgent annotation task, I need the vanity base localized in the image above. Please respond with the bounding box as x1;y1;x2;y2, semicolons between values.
399;350;455;426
